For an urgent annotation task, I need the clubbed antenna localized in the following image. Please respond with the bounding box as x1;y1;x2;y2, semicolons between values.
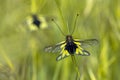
51;18;65;36
70;13;80;35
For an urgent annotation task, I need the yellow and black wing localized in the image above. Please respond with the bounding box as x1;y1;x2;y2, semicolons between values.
45;41;70;61
74;39;98;56
56;44;70;61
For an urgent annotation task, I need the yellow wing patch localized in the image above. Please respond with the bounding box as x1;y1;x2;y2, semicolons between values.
56;41;90;61
56;43;70;61
74;42;90;56
62;50;70;57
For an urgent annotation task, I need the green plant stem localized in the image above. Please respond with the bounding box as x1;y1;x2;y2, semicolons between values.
71;55;81;80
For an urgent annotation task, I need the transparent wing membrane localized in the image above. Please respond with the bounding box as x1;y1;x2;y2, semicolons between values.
74;39;98;47
45;41;65;53
45;39;98;61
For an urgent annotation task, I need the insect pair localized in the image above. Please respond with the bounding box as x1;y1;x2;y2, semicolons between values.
45;13;98;61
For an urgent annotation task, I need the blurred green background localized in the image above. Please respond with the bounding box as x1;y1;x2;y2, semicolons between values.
0;0;120;80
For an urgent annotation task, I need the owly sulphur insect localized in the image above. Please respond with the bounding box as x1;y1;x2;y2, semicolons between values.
45;14;98;61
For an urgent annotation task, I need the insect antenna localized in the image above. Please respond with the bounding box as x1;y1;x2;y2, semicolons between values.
51;19;65;36
70;13;80;35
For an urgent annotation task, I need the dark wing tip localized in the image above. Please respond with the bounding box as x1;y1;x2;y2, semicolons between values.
76;50;90;56
82;50;90;56
56;55;62;61
56;54;69;61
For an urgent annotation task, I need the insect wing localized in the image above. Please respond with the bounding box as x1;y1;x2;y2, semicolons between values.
56;50;70;61
76;49;90;56
74;39;98;48
56;54;68;61
74;39;98;56
45;41;65;53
